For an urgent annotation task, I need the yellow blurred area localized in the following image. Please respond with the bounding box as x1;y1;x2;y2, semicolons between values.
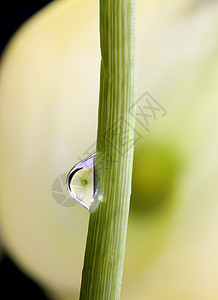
0;0;218;299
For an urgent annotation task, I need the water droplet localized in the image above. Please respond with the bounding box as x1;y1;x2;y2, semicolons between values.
67;153;99;212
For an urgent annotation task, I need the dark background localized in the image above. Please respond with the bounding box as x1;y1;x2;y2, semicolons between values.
0;0;52;56
0;2;52;298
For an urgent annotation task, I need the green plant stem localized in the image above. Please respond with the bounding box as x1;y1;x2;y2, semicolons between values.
80;0;136;299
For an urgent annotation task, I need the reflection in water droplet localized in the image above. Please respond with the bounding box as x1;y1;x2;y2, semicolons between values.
67;153;100;213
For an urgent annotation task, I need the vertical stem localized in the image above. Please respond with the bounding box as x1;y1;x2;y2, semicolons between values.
80;0;136;299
